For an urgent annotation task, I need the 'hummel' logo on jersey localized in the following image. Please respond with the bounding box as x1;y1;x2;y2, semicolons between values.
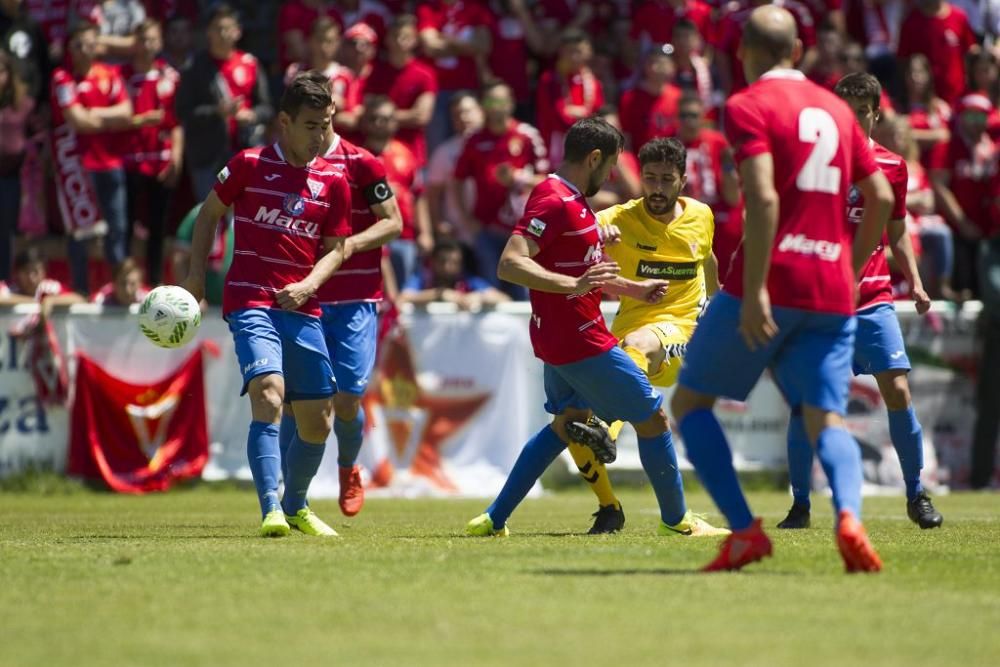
264;174;280;182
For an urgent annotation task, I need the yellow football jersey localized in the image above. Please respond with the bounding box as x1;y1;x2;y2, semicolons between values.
598;196;715;340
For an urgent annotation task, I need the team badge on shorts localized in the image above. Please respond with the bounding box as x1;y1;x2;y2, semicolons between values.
283;193;307;216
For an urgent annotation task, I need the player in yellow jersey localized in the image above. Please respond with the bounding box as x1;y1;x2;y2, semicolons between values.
566;137;728;537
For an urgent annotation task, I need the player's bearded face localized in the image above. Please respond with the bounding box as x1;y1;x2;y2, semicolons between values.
641;162;684;215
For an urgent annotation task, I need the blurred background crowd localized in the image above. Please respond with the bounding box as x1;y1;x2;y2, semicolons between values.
0;0;999;308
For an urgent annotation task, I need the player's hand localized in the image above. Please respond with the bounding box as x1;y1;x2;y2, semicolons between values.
494;163;515;187
739;289;778;351
600;224;622;245
276;281;316;310
637;279;669;303
912;285;932;315
179;277;205;305
235;108;257;125
574;261;619;294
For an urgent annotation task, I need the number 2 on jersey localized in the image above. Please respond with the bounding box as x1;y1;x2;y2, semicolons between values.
796;107;841;194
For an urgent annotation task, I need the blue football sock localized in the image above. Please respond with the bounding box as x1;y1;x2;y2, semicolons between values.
281;434;327;515
278;412;296;485
487;425;565;529
888;406;924;500
247;421;282;517
335;410;365;468
637;430;687;526
678;408;754;531
787;411;813;508
815;427;863;519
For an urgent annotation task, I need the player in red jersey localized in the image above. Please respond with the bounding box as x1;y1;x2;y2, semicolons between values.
275;90;403;519
670;6;895;572
181;72;353;538
779;73;944;531
467;117;717;538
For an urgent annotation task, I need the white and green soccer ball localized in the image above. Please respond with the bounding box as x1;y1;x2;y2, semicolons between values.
138;285;202;349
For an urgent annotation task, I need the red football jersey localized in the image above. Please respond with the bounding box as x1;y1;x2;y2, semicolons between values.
850;142;909;310
535;68;605;163
722;70;879;315
213;144;352;317
416;0;493;90
362;58;438;165
454;120;550;231
619;84;682;151
487;10;532;103
929;132;1000;236
629;0;714;49
717;0;816;93
120;60;180;177
317;135;391;304
897;5;976;105
51;64;129;172
213;51;261;147
379;139;420;241
512;175;618;365
338;0;391;43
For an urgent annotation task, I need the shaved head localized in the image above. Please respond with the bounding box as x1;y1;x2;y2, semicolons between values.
744;5;798;61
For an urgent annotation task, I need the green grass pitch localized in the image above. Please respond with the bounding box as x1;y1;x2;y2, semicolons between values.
1;487;998;666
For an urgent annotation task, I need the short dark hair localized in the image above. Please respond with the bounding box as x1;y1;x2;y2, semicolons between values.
133;18;161;37
638;137;687;176
559;28;590;48
673;18;698;35
835;72;882;110
363;93;395;115
449;90;478;111
280;71;334;118
480;79;512;99
68;19;99;42
13;246;45;272
206;3;239;25
563;117;624;163
390;14;418;32
311;16;340;39
432;239;464;258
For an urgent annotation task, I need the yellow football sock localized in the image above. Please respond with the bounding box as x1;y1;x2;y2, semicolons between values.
607;420;625;441
567;440;619;509
622;345;650;374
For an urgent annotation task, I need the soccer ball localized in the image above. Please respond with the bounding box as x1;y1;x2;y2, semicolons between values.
138;286;202;349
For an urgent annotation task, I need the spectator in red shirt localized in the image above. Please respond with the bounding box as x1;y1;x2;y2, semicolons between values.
898;0;979;105
284;18;360;135
175;4;273;201
277;0;344;71
618;45;682;151
930;93;999;298
121;19;182;286
674;93;743;281
455;81;548;297
627;0;713;68
806;24;845;90
486;0;546;116
90;256;149;306
360;95;433;287
0;51;34;282
337;0;391;44
362;15;438;167
51;20;133;294
967;50;1000;135
536;28;604;165
672;19;717;117
0;245;83;308
417;0;493;152
902;53;953;163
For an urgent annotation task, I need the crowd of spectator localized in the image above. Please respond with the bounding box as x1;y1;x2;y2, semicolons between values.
1;0;1000;307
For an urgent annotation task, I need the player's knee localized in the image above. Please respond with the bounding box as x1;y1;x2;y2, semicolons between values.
249;375;285;420
622;329;662;364
295;413;333;444
634;406;670;437
802;407;845;444
878;372;911;411
333;392;362;421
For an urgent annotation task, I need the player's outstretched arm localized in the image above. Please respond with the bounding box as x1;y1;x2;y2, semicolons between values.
704;252;720;296
179;191;230;303
887;217;931;314
346;195;404;256
602;277;669;304
498;234;619;294
852;170;893;277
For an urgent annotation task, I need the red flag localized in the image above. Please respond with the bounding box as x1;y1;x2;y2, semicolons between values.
68;351;209;493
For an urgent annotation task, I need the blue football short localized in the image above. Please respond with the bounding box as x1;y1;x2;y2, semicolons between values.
228;307;336;401
852;302;911;376
678;291;856;415
543;346;664;424
320;302;379;395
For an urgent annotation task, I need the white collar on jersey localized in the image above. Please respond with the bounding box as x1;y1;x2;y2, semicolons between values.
759;68;807;82
272;142;317;168
325;133;342;158
547;173;582;197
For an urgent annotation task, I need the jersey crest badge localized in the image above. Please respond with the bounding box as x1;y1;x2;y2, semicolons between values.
306;178;324;199
283;193;307;216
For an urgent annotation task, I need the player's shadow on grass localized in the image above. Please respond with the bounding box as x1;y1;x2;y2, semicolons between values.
530;567;797;577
